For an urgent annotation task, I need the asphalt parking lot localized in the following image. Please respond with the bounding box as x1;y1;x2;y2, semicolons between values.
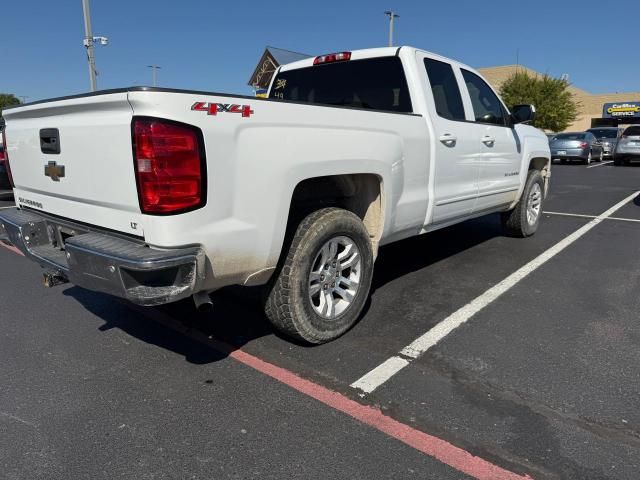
1;161;640;480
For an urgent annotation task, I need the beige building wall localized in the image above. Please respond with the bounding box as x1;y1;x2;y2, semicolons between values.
478;65;640;132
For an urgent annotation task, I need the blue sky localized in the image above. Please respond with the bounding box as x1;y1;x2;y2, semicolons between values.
2;0;638;102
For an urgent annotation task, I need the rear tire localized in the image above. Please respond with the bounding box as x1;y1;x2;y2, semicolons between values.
264;208;374;344
502;169;544;237
586;151;592;165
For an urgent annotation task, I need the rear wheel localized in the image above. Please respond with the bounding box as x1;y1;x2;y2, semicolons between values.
264;208;374;344
502;169;544;237
586;151;592;165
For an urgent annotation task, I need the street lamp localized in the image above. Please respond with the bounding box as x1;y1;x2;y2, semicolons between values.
82;0;109;92
147;65;162;87
384;10;400;47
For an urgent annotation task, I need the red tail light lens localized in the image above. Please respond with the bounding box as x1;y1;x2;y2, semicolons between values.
1;130;14;188
579;142;588;148
313;52;351;65
132;117;206;214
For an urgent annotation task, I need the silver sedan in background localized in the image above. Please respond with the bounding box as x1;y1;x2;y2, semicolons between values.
550;132;603;164
586;127;622;159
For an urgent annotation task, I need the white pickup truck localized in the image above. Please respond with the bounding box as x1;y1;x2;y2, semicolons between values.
0;46;550;343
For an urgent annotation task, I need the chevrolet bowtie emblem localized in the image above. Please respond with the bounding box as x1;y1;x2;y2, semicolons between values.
44;161;65;182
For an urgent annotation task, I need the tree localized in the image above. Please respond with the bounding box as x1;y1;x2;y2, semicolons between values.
0;93;21;122
499;71;579;132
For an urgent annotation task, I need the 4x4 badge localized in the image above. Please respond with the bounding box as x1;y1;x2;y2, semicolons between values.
44;161;65;182
191;102;254;118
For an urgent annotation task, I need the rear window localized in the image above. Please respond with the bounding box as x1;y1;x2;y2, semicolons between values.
269;57;413;113
623;126;640;136
554;133;585;140
587;129;618;138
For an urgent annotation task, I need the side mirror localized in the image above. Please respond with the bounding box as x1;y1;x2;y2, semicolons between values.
511;104;536;124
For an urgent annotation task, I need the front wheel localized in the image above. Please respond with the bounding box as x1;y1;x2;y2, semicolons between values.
502;169;545;237
264;208;374;344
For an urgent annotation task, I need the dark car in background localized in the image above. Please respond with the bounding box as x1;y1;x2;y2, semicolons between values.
614;125;640;166
549;132;603;164
586;127;622;159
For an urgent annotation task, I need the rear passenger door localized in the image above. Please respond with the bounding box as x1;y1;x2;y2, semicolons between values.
459;69;521;212
420;55;481;223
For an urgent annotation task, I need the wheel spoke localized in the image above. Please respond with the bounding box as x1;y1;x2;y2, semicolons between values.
340;251;360;270
309;283;321;296
319;243;331;266
328;240;338;262
337;243;353;261
309;271;322;282
333;286;354;302
338;276;358;289
321;291;335;317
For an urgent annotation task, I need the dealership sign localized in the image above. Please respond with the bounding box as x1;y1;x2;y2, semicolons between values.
603;102;640;118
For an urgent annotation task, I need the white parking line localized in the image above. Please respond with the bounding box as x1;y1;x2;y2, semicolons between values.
350;191;640;395
544;211;640;223
0;206;16;210
586;161;613;169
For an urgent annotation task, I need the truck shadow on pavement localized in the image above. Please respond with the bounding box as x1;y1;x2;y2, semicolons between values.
64;214;505;364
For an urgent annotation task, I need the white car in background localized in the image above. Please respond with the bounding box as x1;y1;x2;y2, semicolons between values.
614;125;640;165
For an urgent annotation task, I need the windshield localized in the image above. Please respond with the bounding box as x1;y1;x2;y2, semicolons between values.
554;133;585;140
587;129;618;138
623;126;640;137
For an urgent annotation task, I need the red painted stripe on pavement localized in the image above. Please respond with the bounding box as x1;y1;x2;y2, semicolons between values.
230;348;532;480
0;241;24;256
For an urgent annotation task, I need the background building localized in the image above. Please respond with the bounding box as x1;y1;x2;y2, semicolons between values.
248;47;310;95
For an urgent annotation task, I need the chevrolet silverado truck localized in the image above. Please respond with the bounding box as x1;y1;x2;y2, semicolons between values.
0;46;550;344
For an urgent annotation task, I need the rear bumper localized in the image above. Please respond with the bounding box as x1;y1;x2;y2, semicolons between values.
0;208;206;306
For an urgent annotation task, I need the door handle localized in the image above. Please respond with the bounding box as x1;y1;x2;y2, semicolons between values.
481;135;495;146
439;133;457;146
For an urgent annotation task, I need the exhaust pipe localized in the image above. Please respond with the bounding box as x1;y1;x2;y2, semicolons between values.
193;291;213;312
43;270;69;288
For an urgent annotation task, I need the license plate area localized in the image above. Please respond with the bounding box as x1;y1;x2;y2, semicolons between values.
557;150;567;155
47;222;88;250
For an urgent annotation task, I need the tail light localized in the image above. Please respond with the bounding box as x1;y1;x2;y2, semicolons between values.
579;142;588;148
313;52;351;65
132;117;206;215
1;129;14;188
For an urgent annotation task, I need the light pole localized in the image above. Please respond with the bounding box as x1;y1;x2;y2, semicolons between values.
82;0;109;91
147;65;162;87
384;11;400;47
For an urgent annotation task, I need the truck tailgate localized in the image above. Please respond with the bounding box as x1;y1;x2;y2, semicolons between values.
3;92;143;236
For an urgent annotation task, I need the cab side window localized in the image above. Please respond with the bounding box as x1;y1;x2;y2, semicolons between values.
423;58;465;122
461;69;507;126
